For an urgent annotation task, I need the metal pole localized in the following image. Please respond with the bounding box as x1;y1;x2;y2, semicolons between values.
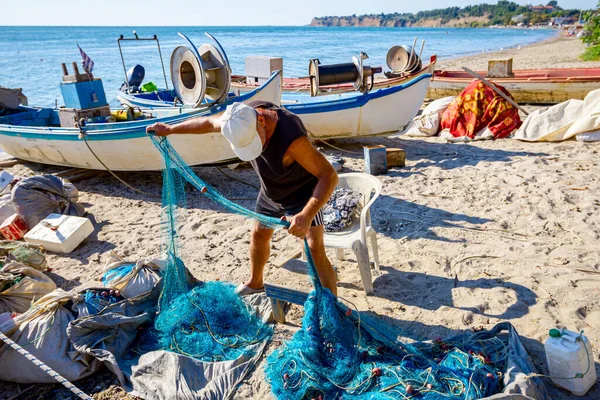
155;36;169;90
117;37;129;90
407;37;417;72
461;67;529;116
0;330;92;400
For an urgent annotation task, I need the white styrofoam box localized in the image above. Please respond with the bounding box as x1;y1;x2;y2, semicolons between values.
24;213;93;253
0;171;13;194
245;56;283;84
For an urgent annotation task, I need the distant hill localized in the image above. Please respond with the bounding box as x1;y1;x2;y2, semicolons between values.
310;1;581;28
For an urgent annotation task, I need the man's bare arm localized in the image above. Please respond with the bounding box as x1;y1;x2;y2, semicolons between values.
146;115;222;136
287;136;338;220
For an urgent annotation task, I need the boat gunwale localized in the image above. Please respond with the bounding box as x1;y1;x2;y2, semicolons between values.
433;67;600;84
0;71;282;140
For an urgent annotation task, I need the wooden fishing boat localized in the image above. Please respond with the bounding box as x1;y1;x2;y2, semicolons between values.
285;73;432;138
427;67;600;104
0;71;282;171
117;56;437;109
147;72;433;139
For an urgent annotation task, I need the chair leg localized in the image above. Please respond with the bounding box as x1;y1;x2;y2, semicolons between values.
352;241;373;295
369;232;381;274
335;248;345;261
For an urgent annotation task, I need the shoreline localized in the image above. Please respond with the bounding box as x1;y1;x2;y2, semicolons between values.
436;34;600;71
436;29;560;64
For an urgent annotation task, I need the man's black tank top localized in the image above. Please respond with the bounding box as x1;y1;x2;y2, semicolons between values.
248;100;318;209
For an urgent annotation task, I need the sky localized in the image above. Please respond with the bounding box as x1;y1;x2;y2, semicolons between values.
1;0;597;26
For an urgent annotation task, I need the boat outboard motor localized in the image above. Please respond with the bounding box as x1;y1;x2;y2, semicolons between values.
125;64;145;92
308;52;382;97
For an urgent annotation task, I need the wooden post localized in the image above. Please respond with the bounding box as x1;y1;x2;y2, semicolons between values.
61;63;68;76
72;62;80;75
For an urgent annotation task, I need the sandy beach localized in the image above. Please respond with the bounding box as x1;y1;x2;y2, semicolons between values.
1;34;600;399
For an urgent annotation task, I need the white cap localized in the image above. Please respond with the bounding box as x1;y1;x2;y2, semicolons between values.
221;102;262;161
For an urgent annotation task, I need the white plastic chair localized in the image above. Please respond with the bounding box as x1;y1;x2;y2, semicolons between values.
324;173;382;294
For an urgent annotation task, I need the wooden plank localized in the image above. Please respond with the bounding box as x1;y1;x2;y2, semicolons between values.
53;168;86;178
273;249;302;268
65;170;105;183
0;159;22;168
264;284;309;306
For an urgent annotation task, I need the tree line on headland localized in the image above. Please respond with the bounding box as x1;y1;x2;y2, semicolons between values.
310;1;583;28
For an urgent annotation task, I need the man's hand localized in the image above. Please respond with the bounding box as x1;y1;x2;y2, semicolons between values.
288;212;312;239
146;122;172;136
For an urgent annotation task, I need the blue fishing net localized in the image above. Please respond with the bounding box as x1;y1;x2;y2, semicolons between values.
82;289;125;315
149;135;507;397
144;135;280;362
101;263;136;286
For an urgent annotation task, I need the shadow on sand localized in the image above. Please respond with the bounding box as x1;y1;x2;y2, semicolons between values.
371;266;537;321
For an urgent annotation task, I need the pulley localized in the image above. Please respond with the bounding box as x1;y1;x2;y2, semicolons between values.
386;39;425;74
308;52;382;97
170;32;231;107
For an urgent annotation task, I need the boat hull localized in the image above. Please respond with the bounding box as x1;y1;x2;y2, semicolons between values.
287;73;432;139
129;73;433;140
0;72;282;171
428;68;600;104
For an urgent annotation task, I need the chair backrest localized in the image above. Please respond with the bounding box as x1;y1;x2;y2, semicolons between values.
336;173;382;207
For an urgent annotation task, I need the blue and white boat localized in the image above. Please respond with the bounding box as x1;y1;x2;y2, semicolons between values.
116;32;433;139
121;72;433;140
0;71;282;171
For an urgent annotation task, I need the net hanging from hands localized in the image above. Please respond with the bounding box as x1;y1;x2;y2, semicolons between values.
145;135;284;362
149;135;508;398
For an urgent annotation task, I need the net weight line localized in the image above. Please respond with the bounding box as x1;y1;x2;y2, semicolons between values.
0;330;92;400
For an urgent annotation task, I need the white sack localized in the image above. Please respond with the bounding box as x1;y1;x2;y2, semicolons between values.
0;290;99;383
404;96;455;137
102;252;164;298
0;262;56;314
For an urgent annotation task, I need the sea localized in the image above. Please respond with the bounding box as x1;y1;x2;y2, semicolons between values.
0;26;556;108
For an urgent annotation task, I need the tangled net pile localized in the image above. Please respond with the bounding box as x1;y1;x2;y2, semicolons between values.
149;135;508;397
146;135;279;362
266;297;507;399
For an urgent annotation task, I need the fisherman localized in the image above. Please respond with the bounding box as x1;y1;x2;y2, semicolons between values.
147;101;338;296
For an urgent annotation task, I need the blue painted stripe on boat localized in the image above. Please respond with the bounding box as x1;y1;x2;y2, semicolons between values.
285;73;432;115
0;71;281;142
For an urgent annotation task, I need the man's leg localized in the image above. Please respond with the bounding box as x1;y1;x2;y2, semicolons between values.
244;221;274;290
306;225;337;296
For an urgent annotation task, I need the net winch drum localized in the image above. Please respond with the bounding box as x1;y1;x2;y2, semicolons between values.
170;32;231;107
386;45;422;74
308;52;382;97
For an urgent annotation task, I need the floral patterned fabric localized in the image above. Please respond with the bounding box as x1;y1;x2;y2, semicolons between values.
323;188;362;232
441;80;522;139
